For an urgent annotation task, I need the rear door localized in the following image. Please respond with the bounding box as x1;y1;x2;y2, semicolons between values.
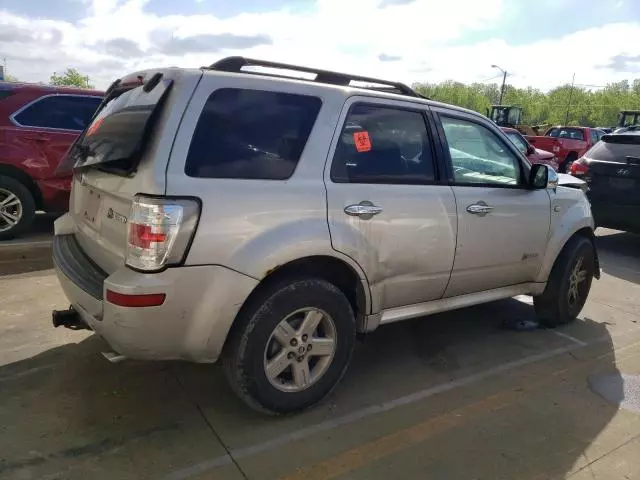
325;97;457;312
61;70;201;273
433;108;551;297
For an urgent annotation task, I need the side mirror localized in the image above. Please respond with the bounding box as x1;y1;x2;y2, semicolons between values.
527;145;536;156
529;164;558;191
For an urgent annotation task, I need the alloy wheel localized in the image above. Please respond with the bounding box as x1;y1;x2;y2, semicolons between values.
0;188;23;233
567;256;588;307
263;307;337;393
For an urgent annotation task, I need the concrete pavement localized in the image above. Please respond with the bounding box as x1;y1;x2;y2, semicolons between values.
0;229;638;480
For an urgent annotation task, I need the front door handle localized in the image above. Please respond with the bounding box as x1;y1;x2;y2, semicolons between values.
344;202;383;219
466;203;494;215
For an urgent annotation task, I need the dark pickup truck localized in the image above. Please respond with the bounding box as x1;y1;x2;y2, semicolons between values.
527;126;605;172
570;132;640;233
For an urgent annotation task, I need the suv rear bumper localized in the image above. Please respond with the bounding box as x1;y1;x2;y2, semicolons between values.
53;234;258;363
591;202;640;234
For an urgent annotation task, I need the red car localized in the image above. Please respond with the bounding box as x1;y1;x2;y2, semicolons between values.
500;127;559;170
526;126;605;172
0;82;103;239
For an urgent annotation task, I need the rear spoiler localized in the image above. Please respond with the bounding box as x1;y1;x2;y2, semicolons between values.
602;133;640;145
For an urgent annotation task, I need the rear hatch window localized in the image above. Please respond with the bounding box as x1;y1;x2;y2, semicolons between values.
587;134;640;163
56;75;172;175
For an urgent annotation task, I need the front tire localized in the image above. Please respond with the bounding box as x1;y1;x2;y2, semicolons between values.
0;176;36;241
534;236;595;327
223;278;356;415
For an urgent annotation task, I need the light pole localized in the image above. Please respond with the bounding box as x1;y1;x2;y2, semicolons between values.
491;64;507;105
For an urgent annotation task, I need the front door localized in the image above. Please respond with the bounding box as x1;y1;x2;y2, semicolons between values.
434;110;551;298
325;98;457;313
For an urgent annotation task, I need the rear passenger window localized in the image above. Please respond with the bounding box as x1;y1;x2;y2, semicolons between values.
14;95;101;131
185;89;322;180
331;104;436;184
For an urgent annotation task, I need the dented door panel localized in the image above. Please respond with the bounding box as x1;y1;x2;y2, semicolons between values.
324;96;457;313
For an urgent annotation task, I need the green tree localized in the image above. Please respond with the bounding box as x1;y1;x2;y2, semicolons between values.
50;68;94;88
413;78;640;128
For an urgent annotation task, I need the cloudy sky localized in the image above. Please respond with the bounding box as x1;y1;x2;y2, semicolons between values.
1;0;640;90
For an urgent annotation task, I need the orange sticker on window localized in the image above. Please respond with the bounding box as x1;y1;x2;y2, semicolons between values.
353;131;372;152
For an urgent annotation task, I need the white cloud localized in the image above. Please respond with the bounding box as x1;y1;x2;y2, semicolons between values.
1;0;640;91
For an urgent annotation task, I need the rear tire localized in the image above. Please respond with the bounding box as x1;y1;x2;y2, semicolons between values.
534;236;595;327
0;176;36;241
223;278;356;415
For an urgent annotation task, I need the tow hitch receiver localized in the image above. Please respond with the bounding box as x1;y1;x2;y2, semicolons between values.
52;307;91;331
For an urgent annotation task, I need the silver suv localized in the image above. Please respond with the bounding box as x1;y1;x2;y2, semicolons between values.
52;57;599;414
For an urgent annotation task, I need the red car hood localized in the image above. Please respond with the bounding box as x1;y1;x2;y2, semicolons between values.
535;147;555;159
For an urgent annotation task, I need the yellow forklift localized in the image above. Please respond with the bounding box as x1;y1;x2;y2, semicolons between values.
488;105;541;136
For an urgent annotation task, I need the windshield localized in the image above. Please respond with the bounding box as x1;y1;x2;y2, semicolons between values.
505;131;529;154
56;77;172;175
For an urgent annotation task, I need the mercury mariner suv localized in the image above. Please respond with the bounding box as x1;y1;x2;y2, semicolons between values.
52;57;599;414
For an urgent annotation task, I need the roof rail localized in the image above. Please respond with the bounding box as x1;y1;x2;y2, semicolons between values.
207;56;422;98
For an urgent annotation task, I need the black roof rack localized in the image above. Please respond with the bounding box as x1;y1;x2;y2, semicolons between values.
207;56;423;98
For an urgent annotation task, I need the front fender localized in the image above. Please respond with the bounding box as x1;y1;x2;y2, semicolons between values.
536;191;595;282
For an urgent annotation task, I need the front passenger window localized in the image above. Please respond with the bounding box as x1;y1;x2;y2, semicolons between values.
440;116;522;186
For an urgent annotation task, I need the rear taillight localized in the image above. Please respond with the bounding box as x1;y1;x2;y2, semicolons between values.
570;158;589;176
126;195;200;272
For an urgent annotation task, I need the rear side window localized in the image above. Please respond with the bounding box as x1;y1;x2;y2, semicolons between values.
547;127;584;140
185;89;322;180
13;95;102;131
590;129;599;144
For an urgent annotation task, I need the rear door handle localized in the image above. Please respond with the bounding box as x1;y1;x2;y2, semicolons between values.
344;203;383;218
466;203;494;215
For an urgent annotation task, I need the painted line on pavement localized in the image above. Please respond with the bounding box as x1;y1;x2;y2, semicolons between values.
164;327;640;480
0;238;52;248
551;329;588;346
0;364;56;383
282;339;640;480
